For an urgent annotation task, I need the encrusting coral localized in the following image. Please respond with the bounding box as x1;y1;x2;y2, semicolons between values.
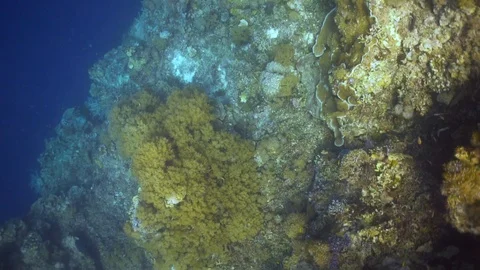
443;130;480;235
110;89;264;270
306;139;442;268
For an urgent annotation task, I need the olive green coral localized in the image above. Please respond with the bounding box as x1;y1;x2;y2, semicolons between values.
109;91;164;157
334;0;372;50
442;131;480;235
284;213;307;240
231;24;252;46
111;89;264;269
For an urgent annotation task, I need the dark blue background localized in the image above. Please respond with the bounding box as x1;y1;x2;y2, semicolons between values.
0;0;140;223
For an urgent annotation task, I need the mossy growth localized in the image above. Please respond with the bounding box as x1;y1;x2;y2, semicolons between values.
335;0;372;48
109;91;164;158
334;145;439;259
356;224;398;248
339;148;413;208
282;239;331;269
227;0;254;8
152;38;168;52
274;43;295;67
330;0;372;70
442;130;480;234
307;242;331;269
359;151;413;207
278;73;300;97
282;240;308;270
231;24;252;46
383;0;408;7
457;0;478;15
111;89;264;269
288;10;301;20
284;213;307;240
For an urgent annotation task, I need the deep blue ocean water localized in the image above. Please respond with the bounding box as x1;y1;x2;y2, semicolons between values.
0;0;140;223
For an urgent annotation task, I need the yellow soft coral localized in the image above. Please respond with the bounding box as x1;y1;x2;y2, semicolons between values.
111;89;264;269
109;91;165;157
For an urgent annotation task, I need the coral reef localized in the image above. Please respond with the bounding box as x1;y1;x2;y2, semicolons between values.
1;105;149;269
111;90;264;269
5;0;480;269
33;107;98;195
307;138;443;268
443;130;480;234
311;0;480;145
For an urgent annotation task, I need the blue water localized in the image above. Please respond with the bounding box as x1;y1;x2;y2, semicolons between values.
0;0;140;223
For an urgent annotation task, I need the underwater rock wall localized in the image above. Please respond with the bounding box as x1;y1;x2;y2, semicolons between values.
1;0;480;269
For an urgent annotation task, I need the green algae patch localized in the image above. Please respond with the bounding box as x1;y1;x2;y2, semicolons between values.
335;0;372;49
231;24;252;46
278;73;300;97
274;43;295;67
